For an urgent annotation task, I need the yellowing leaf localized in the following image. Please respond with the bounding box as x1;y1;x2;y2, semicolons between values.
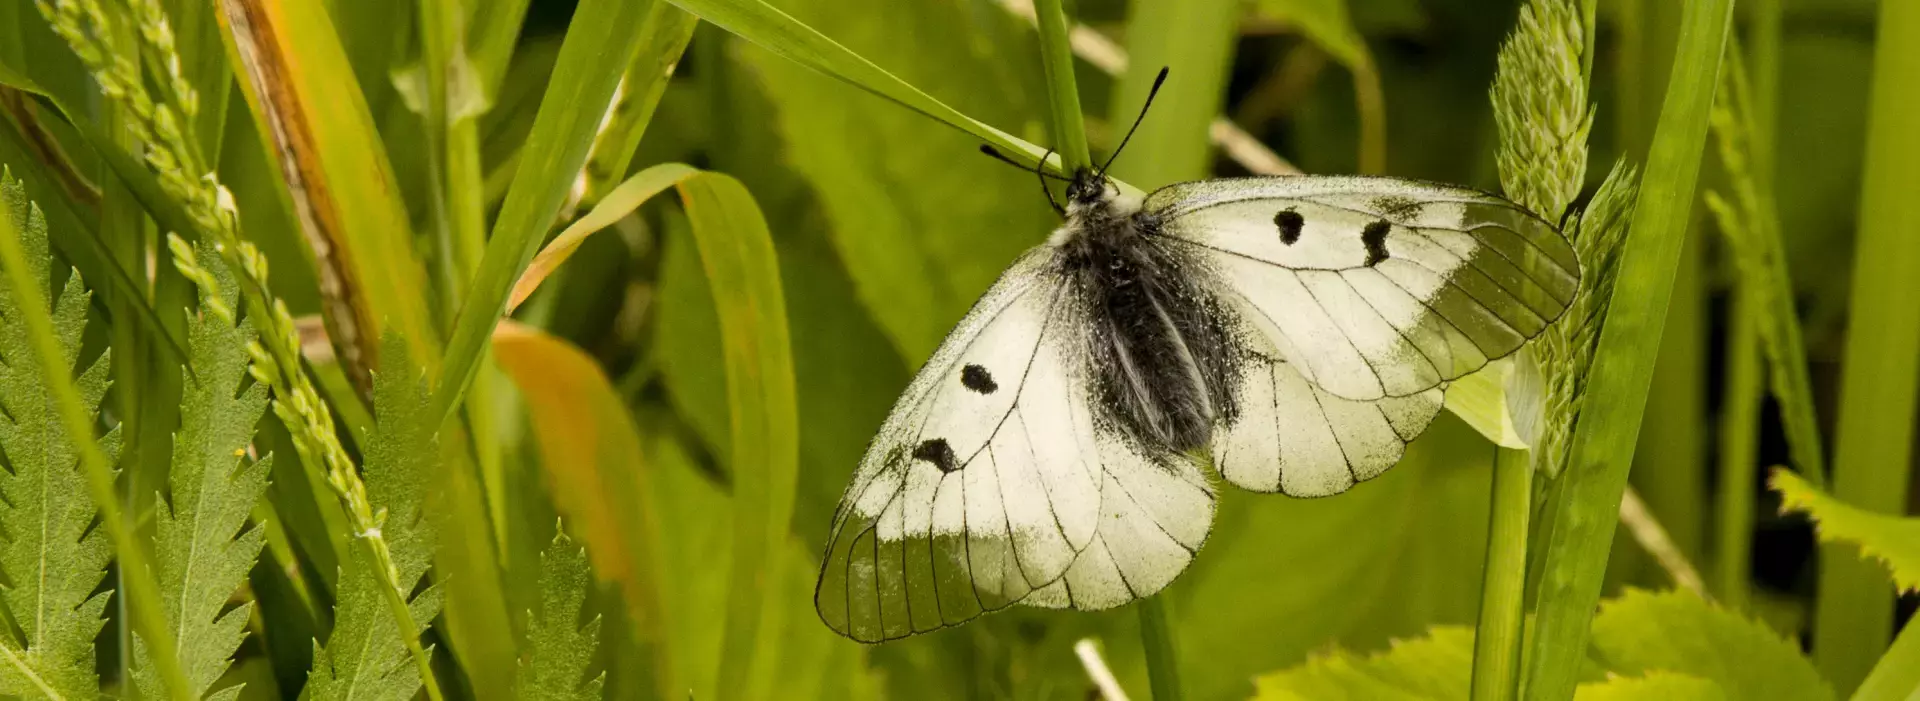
491;320;673;697
1771;468;1920;593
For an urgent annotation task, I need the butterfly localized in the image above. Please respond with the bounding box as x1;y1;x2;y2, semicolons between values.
815;76;1579;644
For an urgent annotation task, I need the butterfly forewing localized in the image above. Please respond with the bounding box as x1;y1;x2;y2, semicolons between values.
1145;176;1579;402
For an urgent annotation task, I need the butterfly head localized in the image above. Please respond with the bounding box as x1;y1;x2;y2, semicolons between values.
1064;168;1116;211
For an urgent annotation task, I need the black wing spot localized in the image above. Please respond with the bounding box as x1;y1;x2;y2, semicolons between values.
913;438;960;473
1274;209;1305;245
1362;220;1391;267
960;364;998;394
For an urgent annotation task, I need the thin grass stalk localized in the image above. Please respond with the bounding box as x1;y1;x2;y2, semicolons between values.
1520;0;1733;695
1811;0;1920;690
1712;288;1760;607
0;183;190;700
1032;0;1088;173
1139;595;1183;701
1471;448;1531;701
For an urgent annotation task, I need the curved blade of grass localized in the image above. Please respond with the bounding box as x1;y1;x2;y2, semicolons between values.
1033;0;1089;172
217;0;436;386
492;321;675;699
661;0;1073;179
507;163;700;313
580;4;700;206
1812;0;1920;688
434;0;655;425
1521;0;1733;696
674;172;799;701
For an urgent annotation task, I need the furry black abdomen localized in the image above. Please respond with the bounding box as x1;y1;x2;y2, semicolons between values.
1060;213;1239;453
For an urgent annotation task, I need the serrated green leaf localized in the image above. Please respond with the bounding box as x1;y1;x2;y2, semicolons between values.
0;170;116;699
514;527;604;701
1771;468;1920;593
1251;626;1475;700
305;334;442;701
1572;672;1727;701
1589;589;1834;701
132;243;273;700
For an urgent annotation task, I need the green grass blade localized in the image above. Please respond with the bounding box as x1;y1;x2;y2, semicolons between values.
1141;595;1184;701
1032;0;1088;171
1812;2;1920;685
1106;0;1239;187
675;172;799;701
508;163;701;313
1472;449;1532;701
1521;0;1733;696
434;0;654;425
216;0;438;385
662;0;1067;176
580;3;699;206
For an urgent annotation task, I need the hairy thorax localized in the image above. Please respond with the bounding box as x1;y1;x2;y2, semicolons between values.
1050;185;1240;455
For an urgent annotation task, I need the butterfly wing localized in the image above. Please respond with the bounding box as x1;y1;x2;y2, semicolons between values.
817;250;1215;641
1144;176;1574;496
1145;176;1578;402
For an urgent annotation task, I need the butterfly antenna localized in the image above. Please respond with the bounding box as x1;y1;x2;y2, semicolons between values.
1036;148;1065;214
1096;66;1169;180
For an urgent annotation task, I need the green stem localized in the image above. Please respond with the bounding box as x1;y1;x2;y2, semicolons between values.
1032;0;1089;172
1140;596;1183;701
1812;0;1920;691
0;189;191;701
1521;0;1733;696
1471;448;1531;701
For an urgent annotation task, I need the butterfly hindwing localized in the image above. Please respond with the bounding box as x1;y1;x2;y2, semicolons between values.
1146;176;1578;402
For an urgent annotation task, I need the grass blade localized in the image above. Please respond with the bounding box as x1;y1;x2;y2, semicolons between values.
1521;0;1733;696
217;0;438;385
1106;0;1239;187
662;0;1071;178
435;0;655;425
1809;0;1920;691
1032;0;1089;171
674;172;799;701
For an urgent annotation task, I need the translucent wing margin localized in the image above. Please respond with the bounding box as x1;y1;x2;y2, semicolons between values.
816;251;1106;642
1146;176;1578;402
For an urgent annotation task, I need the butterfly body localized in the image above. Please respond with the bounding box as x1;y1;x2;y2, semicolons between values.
818;170;1580;643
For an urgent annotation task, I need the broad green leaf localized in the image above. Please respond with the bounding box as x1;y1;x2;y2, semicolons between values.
1250;626;1474;700
1572;672;1727;701
514;528;604;701
0;163;116;699
492;321;674;698
436;0;655;423
305;334;445;701
641;432;874;701
132;243;273;700
1772;469;1920;593
215;0;437;382
741;0;1056;362
1589;589;1833;701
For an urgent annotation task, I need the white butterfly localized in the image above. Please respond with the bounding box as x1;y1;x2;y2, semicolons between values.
815;150;1578;645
